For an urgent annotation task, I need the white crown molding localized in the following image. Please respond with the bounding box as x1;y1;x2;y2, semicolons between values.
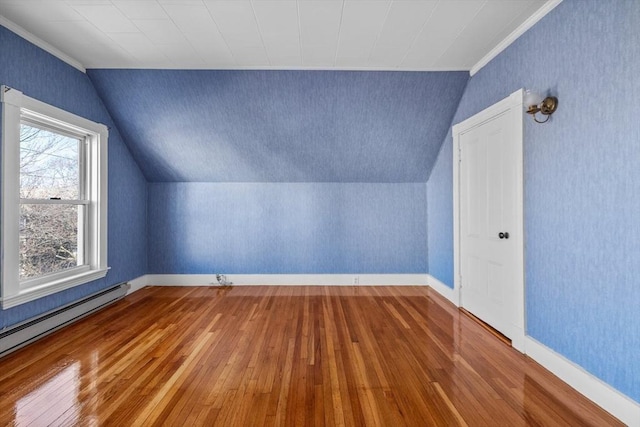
0;15;86;73
469;0;563;76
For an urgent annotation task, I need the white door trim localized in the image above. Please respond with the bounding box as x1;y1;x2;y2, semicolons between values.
452;89;525;352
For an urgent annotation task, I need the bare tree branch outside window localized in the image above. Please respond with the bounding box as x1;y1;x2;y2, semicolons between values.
19;124;82;279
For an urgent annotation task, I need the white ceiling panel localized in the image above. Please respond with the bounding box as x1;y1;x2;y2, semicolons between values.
252;1;299;40
72;4;139;33
298;0;343;66
368;1;438;67
107;32;153;49
0;0;561;71
231;45;271;66
112;1;169;20
336;1;389;65
298;1;342;46
65;0;112;4
0;1;83;23
436;0;542;69
482;0;549;63
183;30;235;66
160;3;218;34
205;1;262;43
133;19;186;44
205;0;267;65
157;42;205;67
252;1;301;65
402;0;485;69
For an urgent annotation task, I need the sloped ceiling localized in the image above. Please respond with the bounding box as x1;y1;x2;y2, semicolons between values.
88;70;468;182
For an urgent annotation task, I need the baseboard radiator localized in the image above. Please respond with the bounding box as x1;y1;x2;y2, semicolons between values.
0;282;129;359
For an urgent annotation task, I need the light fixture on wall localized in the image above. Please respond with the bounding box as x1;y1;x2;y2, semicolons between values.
524;89;558;123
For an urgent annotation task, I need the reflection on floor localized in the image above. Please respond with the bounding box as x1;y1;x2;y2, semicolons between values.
0;286;623;426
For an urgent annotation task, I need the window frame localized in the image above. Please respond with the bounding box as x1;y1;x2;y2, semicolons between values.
1;86;108;309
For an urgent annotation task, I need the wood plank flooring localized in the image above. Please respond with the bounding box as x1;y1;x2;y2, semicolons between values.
0;286;623;426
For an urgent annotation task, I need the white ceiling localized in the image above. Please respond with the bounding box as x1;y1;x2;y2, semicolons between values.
0;0;556;72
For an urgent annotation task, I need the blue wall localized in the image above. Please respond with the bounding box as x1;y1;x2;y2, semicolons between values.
87;70;468;183
427;0;640;402
427;134;454;287
0;26;148;328
148;183;427;274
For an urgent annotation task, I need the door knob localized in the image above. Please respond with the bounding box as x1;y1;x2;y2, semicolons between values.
498;232;510;239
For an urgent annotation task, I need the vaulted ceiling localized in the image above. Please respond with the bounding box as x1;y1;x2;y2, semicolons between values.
88;70;468;182
0;0;558;183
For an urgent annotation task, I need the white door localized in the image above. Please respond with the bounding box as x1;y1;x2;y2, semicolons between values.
453;90;524;351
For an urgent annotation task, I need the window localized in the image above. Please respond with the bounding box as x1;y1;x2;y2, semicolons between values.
2;86;108;308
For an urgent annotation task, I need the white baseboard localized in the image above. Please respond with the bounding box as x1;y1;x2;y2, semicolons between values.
143;274;428;287
427;274;459;306
525;337;639;427
426;278;638;425
126;275;149;294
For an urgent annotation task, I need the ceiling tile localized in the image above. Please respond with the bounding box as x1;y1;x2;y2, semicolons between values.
205;1;259;37
133;19;186;44
107;32;153;51
298;0;343;66
160;3;219;34
0;1;84;23
205;1;264;47
252;1;301;66
118;43;169;67
262;50;302;66
32;19;105;48
230;45;270;66
301;49;336;67
260;39;301;66
157;42;205;67
112;1;170;20
336;1;389;62
64;0;112;4
156;0;203;4
183;30;236;66
205;1;269;65
71;4;139;33
0;0;558;70
401;0;485;69
435;0;540;69
369;0;438;67
298;1;342;46
252;1;299;39
480;0;548;65
73;40;135;68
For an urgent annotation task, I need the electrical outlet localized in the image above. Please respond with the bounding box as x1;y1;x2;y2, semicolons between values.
353;276;359;285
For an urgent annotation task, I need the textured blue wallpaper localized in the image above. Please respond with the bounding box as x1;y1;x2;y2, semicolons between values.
148;183;427;274
0;26;148;329
427;129;454;288
426;0;640;402
87;69;468;183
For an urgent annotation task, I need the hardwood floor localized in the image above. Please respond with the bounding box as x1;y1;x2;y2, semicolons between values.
0;286;623;426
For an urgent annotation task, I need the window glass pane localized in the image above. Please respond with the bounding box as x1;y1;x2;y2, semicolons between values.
20;123;80;200
19;204;84;279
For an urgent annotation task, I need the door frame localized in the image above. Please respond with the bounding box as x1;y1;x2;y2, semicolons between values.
452;88;526;352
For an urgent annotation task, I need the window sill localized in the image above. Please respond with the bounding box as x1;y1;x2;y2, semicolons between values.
1;268;109;309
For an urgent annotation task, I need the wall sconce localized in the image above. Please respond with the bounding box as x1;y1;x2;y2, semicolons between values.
524;89;558;123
